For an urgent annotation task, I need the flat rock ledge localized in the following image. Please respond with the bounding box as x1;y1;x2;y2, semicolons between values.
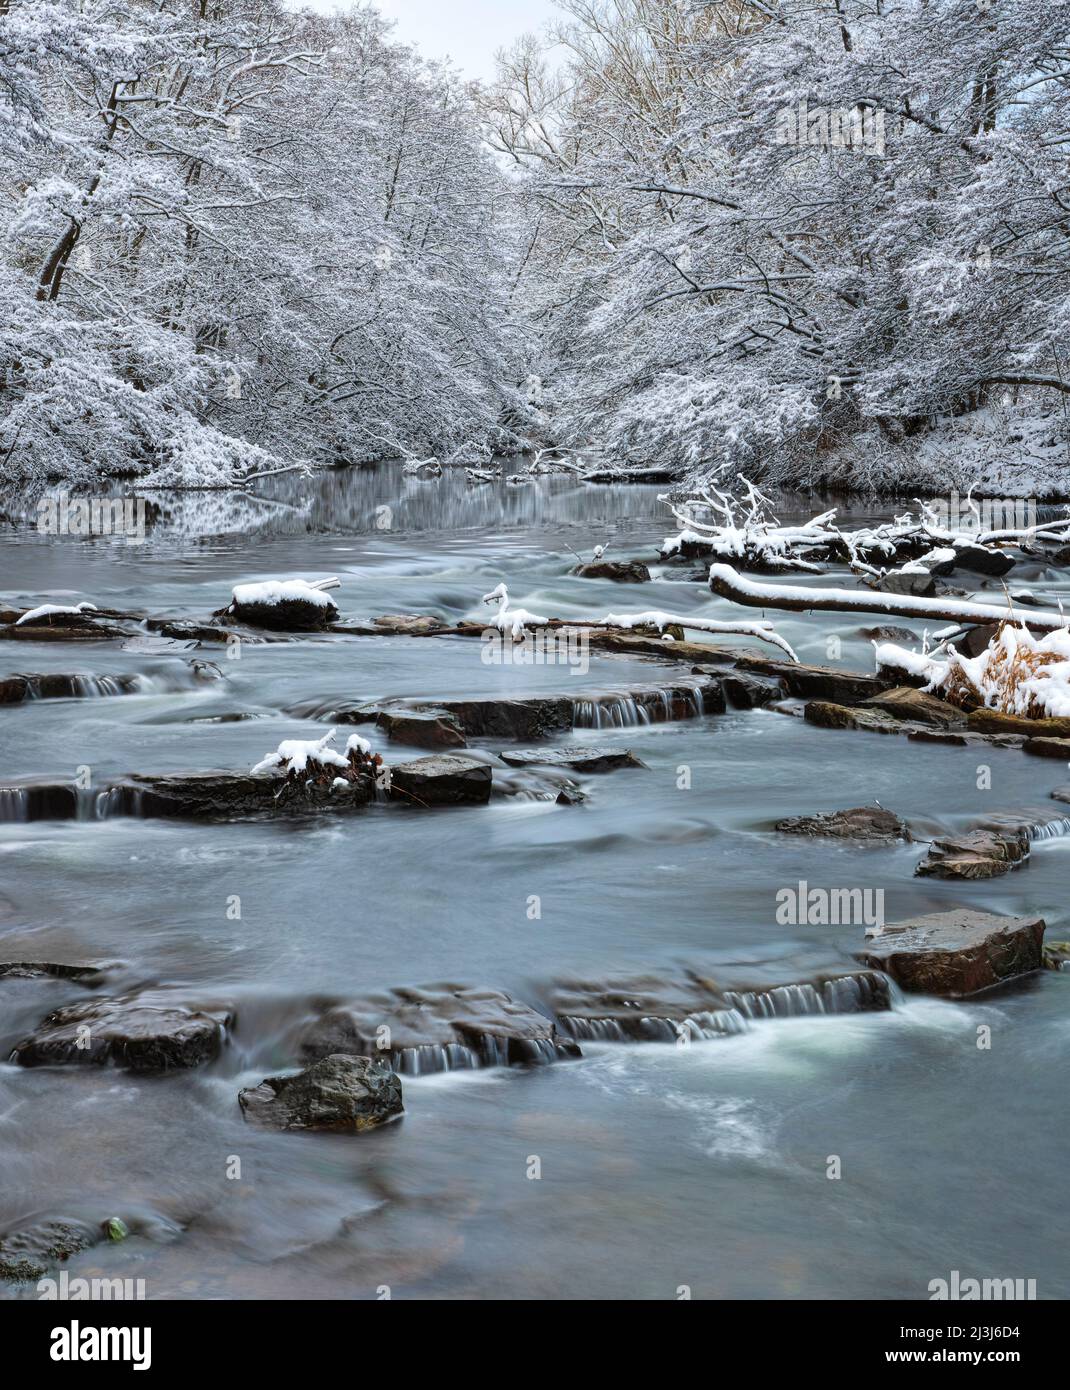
11;992;232;1072
775;806;912;844
239;1055;403;1132
856;910;1045;997
389;755;492;807
549;967;889;1042
298;985;580;1074
498;746;645;774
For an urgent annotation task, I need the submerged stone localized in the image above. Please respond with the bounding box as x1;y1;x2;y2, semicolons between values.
498;746;645;773
0;1217;100;1283
239;1055;403;1132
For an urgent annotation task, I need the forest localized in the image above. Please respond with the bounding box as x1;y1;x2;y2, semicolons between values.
3;0;1068;495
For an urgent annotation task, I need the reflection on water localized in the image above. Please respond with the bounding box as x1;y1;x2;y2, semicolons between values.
0;462;1068;1301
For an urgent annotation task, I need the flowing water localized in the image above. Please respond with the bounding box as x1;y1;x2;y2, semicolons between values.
1;465;1068;1300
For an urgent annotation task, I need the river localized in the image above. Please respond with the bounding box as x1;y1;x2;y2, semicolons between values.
1;464;1067;1300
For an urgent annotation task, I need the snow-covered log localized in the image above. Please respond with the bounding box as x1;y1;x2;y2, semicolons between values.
708;564;1069;634
477;584;797;659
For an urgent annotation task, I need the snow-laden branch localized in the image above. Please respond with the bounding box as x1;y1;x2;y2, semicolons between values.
478;584;797;659
708;564;1070;632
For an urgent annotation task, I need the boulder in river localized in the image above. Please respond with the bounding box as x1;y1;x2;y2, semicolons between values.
862;686;967;729
498;746;645;774
570;560;651;583
389;754;493;806
856;909;1045;996
951;542;1016;576
914;827;1030;879
736;655;890;704
721;672;784;708
11;992;232;1072
804;701;924;735
775;806;912;844
371;614;447;635
219;579;339;632
968;710;1070;739
878;570;938;598
1024;736;1070;760
239;1055;403;1132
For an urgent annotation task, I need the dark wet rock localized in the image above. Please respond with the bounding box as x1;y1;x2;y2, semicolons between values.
915;827;1030;879
858;625;919;643
1024;736;1070;760
389;754;492;807
0;1216;100;1283
413;696;572;741
217;590;338;632
111;769;376;820
952;620;1056;659
1051;545;1070;566
878;570;937;598
556;787;587;805
589;632;753;665
239;1055;403;1132
299;985;578;1073
856;909;1044;996
570;560;651;583
0;961;110;984
862;686;967;729
146;617;256;645
183;711;264;725
12;992;232;1072
498;746;645;774
1043;941;1070;971
549;966;889;1042
907;728;1026;749
952;542;1016;576
721;672;784;709
584;466;676;484
736;655;890;704
775;806;911;843
804;701;924;735
0;672;150;703
0;621;117;642
371;614;447;635
375;709;467;749
0;781;80;821
968;710;1070;739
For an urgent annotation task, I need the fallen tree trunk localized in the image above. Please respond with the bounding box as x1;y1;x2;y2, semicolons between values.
707;564;1069;632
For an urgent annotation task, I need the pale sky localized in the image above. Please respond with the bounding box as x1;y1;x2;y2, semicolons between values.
302;0;563;80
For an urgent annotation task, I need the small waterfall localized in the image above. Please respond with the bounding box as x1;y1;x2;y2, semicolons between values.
1029;817;1070;842
556;973;888;1045
385;1033;574;1075
557;1008;747;1044
570;682;708;730
0;788;30;823
724;972;889;1019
